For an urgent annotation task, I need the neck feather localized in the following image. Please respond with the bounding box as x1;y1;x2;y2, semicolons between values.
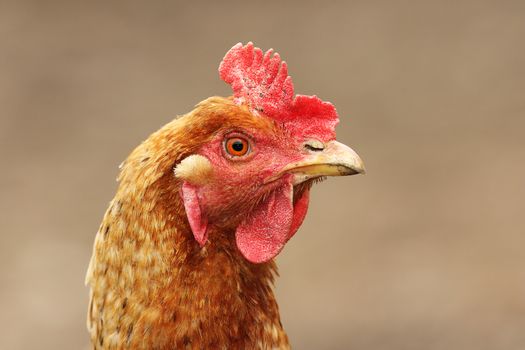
87;172;290;348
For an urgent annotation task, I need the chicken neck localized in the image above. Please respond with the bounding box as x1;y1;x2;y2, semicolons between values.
87;174;291;349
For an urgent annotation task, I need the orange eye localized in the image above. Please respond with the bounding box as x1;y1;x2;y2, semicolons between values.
225;137;250;157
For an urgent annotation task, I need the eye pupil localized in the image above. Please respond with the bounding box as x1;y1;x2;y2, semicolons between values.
232;141;244;152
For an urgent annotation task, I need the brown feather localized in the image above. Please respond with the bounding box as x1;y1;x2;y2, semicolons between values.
86;97;290;349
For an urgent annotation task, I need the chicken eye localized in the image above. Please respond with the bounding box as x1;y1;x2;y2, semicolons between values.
225;137;250;157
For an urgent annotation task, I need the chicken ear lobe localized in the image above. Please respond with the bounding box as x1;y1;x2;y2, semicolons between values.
181;182;208;246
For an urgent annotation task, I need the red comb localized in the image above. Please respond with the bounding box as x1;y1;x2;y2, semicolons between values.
219;42;339;141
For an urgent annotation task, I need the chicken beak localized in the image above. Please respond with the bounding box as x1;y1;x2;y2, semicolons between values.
271;140;365;185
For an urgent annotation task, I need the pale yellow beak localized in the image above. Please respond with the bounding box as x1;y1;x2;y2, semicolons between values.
267;140;365;185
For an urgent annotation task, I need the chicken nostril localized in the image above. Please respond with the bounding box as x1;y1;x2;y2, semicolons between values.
304;140;325;152
304;144;323;152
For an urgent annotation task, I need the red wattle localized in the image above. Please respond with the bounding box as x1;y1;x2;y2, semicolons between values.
235;180;310;263
289;187;310;238
181;182;208;246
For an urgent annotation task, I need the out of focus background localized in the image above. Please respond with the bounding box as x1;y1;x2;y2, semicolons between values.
1;0;524;349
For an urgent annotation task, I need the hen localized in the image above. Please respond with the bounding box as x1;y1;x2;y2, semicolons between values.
86;42;364;349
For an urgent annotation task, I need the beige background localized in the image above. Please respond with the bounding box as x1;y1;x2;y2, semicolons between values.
1;0;524;349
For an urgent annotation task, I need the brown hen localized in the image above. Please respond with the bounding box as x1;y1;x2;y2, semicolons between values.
86;42;364;349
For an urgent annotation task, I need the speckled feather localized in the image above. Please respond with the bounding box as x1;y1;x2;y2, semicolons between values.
86;98;291;349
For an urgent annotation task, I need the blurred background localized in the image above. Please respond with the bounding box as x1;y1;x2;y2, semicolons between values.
1;0;524;349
